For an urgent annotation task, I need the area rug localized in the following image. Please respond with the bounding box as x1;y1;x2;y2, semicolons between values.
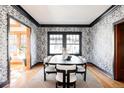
21;68;103;88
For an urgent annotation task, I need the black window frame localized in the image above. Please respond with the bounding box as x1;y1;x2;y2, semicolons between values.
47;32;82;56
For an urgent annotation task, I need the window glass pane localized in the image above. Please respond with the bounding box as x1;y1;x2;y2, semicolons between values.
9;45;17;52
66;34;80;54
21;35;26;45
67;35;79;44
50;35;62;44
20;35;26;54
67;45;79;54
50;45;62;54
9;35;17;53
49;34;63;54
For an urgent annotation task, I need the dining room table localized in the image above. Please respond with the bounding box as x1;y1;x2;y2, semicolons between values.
43;55;87;82
48;55;86;65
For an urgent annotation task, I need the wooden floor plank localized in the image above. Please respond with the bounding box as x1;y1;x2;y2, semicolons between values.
5;63;124;88
88;64;124;88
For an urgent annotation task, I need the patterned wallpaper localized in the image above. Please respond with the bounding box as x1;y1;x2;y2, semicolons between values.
38;27;92;63
0;5;39;84
90;5;124;77
1;5;124;85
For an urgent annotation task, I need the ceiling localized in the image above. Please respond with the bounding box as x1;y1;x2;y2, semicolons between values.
21;5;111;25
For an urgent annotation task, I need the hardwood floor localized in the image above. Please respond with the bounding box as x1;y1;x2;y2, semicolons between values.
88;64;124;88
5;63;124;88
7;63;42;88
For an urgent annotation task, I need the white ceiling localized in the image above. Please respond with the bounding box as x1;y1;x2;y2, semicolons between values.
21;5;111;24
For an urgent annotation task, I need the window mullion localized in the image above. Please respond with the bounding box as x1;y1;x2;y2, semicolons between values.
63;33;66;49
48;32;82;56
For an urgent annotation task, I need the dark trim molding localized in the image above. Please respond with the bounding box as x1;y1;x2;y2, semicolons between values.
5;14;32;88
31;62;43;69
0;81;9;88
8;14;30;28
113;17;124;25
11;5;119;28
47;32;82;56
40;24;90;27
90;5;120;27
87;62;113;79
7;14;32;68
11;5;40;27
11;5;90;27
6;14;10;87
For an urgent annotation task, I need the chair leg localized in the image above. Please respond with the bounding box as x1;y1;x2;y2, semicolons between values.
44;73;46;81
67;83;69;88
74;82;76;88
84;73;86;81
44;67;46;81
63;83;66;88
56;82;58;88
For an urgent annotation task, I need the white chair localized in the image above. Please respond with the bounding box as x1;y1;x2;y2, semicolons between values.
76;56;87;81
43;56;56;81
56;65;77;88
44;56;52;64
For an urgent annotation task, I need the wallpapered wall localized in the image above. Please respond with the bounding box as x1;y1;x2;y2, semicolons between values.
90;5;124;77
0;5;39;84
38;6;124;78
1;5;124;86
38;27;92;63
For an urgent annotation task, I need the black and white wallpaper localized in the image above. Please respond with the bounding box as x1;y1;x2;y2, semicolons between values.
0;5;39;84
38;27;91;62
90;5;124;77
1;5;124;85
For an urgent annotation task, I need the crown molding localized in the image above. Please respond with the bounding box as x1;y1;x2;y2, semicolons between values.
39;24;91;27
11;5;119;27
90;5;120;27
11;5;40;27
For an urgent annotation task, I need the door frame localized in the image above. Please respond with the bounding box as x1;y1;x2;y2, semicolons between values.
113;18;124;80
7;14;31;83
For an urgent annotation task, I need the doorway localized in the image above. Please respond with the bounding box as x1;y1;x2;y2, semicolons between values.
114;20;124;81
8;16;31;84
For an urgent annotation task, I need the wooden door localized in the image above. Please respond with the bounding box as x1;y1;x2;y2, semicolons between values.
114;22;124;81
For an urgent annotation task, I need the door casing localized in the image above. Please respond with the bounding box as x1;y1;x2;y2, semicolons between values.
114;18;124;81
7;14;31;84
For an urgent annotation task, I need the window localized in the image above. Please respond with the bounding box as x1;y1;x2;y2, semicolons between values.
21;35;26;54
48;32;82;55
66;34;80;54
49;34;63;54
9;35;17;53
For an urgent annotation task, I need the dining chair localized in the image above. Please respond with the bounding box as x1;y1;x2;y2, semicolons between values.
56;67;66;88
43;56;56;81
56;65;77;88
76;56;87;81
67;69;77;88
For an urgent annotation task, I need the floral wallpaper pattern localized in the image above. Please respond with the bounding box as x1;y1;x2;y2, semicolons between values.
38;27;91;63
0;5;39;85
1;5;124;86
90;5;124;77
